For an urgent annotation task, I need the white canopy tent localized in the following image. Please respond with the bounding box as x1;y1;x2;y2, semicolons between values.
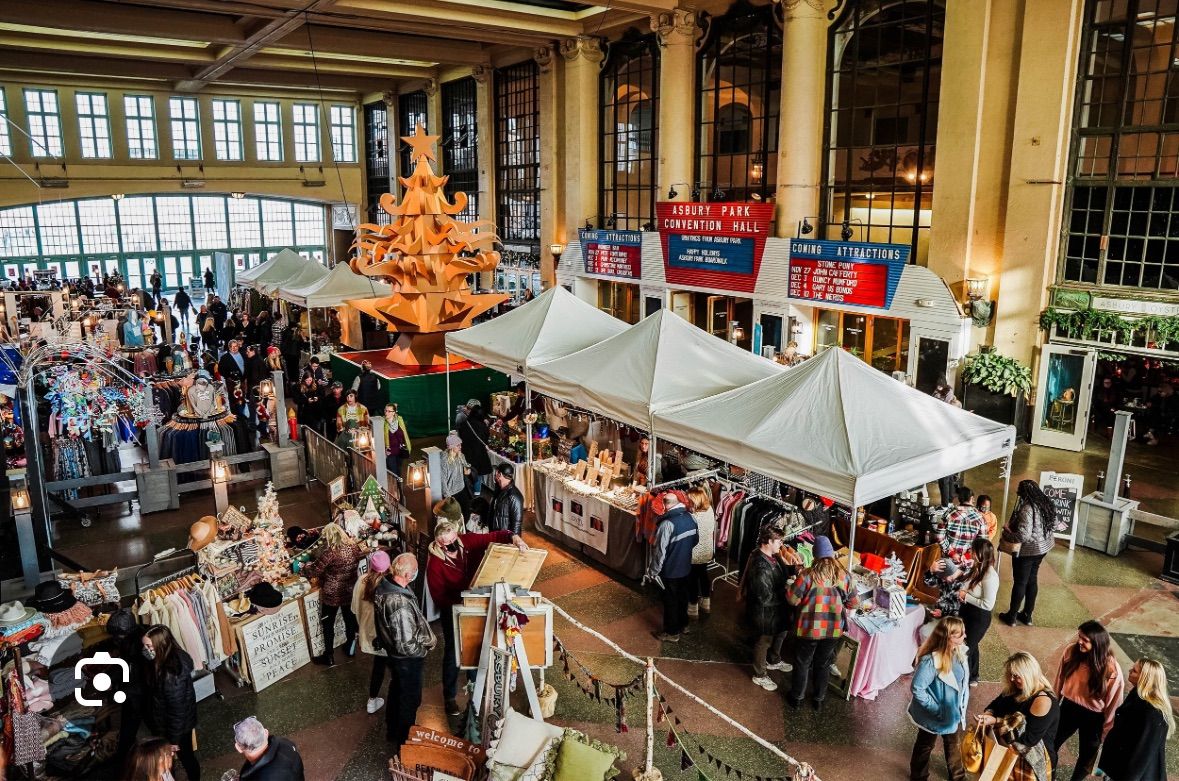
444;286;628;376
276;261;393;308
235;248;328;294
653;346;1016;509
529;309;783;435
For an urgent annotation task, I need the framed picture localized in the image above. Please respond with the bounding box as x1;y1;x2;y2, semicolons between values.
827;634;861;701
328;476;346;503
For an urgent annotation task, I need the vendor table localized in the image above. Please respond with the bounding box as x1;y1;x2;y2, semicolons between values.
836;519;942;602
845;603;925;700
529;462;645;581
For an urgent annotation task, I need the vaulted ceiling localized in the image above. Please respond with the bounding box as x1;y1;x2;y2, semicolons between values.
0;0;679;95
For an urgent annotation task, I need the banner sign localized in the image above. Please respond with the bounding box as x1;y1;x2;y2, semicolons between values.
656;201;775;293
238;600;310;692
579;229;642;279
787;239;909;310
1039;470;1083;550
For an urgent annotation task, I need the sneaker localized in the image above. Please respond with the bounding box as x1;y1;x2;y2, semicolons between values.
785;694;802;709
346;638;358;658
652;631;680;643
766;660;793;672
829;663;841;676
366;697;385;714
751;675;778;692
687;603;699;618
1016;613;1034;626
700;597;711;614
969;680;979;688
445;699;462;716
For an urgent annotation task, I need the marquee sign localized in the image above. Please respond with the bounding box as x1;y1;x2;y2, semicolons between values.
578;229;642;279
787;239;910;310
655;201;775;293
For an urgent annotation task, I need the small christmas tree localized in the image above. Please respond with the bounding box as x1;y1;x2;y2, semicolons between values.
251;482;291;582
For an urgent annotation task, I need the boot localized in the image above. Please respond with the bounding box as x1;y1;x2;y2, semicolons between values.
313;653;335;667
700;597;711;614
687;602;699;618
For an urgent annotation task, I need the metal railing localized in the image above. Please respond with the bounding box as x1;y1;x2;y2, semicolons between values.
302;426;349;487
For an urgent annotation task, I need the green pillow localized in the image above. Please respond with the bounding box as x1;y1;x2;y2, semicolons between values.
552;733;622;781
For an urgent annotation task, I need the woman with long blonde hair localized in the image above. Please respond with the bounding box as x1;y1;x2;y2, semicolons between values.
908;617;969;781
975;652;1059;781
1098;657;1172;779
352;550;394;715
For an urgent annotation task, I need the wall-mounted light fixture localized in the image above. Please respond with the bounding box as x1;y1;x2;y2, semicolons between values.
750;153;765;184
111;193;125;201
964;277;995;327
549;243;565;267
667;182;690;200
728;321;745;345
407;460;428;491
230;192;246;199
711;186;726;201
797;217;817;237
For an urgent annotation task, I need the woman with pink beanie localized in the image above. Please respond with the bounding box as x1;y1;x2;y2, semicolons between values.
352;549;395;714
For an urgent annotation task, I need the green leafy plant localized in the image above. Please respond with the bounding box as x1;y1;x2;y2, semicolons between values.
1039;306;1179;348
961;348;1033;397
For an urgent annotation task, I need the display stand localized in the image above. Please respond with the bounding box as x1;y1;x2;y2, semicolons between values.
468;581;543;719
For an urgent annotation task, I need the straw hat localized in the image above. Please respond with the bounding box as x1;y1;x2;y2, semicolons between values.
188;516;218;551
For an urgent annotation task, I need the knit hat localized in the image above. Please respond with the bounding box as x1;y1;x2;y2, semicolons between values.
466;398;481;408
445;430;462;449
813;535;835;560
368;550;391;574
433;496;463;524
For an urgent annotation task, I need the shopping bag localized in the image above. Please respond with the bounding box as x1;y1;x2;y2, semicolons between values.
58;569;120;606
977;738;1018;781
962;723;986;773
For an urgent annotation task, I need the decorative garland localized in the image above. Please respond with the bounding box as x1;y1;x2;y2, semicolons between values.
553;636;644;733
1039;306;1179;348
655;690;802;781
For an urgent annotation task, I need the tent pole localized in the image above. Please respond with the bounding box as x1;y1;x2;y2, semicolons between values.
999;448;1013;531
524;379;533;464
445;353;452;433
648;433;657;485
846;506;857;570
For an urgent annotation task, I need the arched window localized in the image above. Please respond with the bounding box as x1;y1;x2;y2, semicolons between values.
823;0;944;261
697;2;781;203
600;32;659;230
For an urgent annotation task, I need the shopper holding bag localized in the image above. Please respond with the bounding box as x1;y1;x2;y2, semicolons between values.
907;616;969;781
997;480;1056;627
975;651;1059;781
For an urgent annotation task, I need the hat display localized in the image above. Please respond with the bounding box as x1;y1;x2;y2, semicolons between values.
466;398;482;408
813;535;836;560
246;582;283;613
0;601;37;625
433;496;463;524
188;516;218;551
33;581;77;614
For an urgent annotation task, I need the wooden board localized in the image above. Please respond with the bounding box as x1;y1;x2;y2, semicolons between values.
469;543;547;590
454;604;552;669
236;599;311;692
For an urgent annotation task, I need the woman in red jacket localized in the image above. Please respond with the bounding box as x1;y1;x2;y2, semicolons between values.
425;515;528;716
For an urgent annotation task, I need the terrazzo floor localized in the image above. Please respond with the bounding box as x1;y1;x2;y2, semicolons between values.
54;440;1179;781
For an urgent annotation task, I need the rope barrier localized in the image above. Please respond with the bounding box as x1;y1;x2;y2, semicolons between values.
543;597;820;780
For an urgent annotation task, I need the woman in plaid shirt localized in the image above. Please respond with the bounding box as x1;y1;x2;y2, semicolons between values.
786;535;860;710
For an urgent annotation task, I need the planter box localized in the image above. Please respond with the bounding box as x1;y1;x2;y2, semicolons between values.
962;383;1029;440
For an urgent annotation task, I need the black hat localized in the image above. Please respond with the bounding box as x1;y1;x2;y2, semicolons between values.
107;608;137;638
246;582;283;612
34;581;77;614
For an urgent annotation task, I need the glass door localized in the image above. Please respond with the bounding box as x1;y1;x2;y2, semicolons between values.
670;291;692;322
1030;345;1097;451
163;256;179;289
707;295;729;339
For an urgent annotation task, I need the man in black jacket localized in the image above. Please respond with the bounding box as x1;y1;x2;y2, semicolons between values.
489;463;524;535
374;553;436;751
234;716;305;780
457;400;492;495
352;360;384;417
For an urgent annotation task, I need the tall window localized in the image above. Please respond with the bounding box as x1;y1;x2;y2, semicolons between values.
0;88;12;157
696;5;780;203
601;32;659;231
1064;0;1179;291
398;91;429;185
75;93;111;159
293;103;320;162
169;97;201;160
442;78;479;220
254;101;282;161
365;100;391;225
495;61;541;244
124;95;157;159
211;99;243;161
23;89;63;157
330;105;356;162
824;0;944;262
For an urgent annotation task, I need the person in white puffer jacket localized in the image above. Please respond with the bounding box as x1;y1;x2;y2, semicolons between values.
686;484;717;618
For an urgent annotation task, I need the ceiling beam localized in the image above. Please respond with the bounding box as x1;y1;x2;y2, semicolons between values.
0;50;193;81
0;0;247;45
334;0;584;38
276;24;487;66
246;53;433;79
226;66;390;93
601;0;677;12
0;34;214;64
174;0;338;92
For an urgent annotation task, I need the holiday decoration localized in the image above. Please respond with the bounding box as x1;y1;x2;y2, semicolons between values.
250;483;292;583
347;124;508;367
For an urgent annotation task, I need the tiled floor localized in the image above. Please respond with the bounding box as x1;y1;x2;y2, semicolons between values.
58;438;1179;781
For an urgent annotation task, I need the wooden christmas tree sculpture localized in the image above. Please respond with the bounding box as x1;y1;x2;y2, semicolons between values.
347;123;508;367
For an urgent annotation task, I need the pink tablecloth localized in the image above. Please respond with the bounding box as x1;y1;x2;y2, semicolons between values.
845;604;925;700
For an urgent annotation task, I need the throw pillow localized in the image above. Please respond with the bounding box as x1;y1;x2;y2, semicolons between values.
487;709;564;768
550;729;625;781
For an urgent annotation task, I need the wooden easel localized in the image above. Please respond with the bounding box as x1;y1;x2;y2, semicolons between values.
469;581;543;720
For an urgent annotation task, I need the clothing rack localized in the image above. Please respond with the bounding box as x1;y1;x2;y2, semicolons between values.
648;468;723;493
134;548;199;595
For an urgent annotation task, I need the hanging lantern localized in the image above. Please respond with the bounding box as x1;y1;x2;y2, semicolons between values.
353;427;372;452
407;460;427;491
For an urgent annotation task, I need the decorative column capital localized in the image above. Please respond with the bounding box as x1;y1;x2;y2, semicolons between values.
534;44;556;73
559;34;605;64
471;64;490;84
650;8;698;45
381;90;396;109
422;78;439;97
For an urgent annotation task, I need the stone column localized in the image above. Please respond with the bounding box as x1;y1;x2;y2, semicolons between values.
537;44;564;288
560;35;604;237
473;65;495;223
774;1;828;238
382;90;398;191
994;0;1085;366
424;78;443;172
651;9;698;203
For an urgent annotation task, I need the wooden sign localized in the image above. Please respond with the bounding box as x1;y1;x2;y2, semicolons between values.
328;475;346;503
238;599;310;692
1040;471;1083;550
470;543;547;590
406;726;486;764
454;603;553;669
302;589;347;657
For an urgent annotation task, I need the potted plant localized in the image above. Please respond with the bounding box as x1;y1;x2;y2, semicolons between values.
960;347;1033;437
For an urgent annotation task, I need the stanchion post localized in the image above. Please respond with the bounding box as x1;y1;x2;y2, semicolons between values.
272;369;289;447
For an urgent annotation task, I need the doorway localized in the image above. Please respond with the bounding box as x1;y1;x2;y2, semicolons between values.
915;337;949;394
1030;345;1096;451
